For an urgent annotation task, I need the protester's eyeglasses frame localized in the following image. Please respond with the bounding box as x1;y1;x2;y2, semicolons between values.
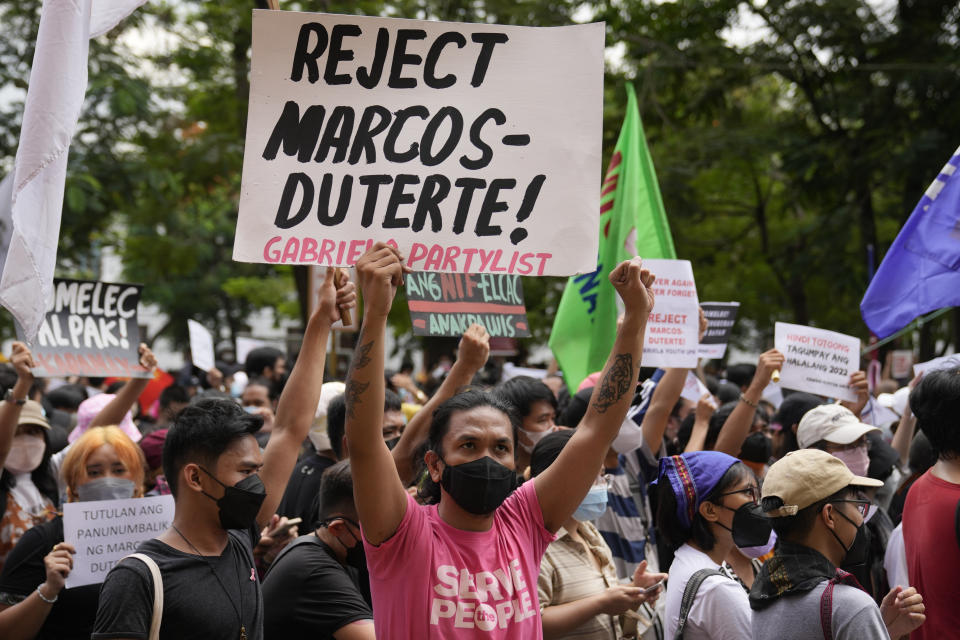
829;499;870;517
716;486;760;503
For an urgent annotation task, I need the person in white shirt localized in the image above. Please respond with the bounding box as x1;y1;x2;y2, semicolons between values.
655;451;764;639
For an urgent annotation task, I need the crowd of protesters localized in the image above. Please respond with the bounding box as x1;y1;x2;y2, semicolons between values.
0;245;952;639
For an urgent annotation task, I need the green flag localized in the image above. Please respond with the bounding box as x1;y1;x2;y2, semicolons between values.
549;84;676;391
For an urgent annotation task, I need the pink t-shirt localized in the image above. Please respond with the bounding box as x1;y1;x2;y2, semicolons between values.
364;480;555;639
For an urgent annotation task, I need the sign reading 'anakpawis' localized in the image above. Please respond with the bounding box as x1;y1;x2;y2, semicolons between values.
234;11;603;277
405;272;530;338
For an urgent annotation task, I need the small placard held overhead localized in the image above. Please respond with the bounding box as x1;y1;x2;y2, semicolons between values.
187;319;216;372
405;272;530;338
698;302;739;359
23;278;149;378
640;259;700;369
774;322;860;401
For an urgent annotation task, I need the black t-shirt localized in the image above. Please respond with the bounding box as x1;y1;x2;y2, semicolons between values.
262;535;372;640
276;453;336;527
0;516;100;640
92;528;263;640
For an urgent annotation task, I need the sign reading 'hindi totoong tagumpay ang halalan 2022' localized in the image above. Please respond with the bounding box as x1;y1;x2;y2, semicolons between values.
233;11;604;277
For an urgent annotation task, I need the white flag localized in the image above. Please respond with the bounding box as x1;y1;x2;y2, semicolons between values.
0;0;146;341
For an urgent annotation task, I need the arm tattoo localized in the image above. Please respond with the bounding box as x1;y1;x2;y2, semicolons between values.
351;339;374;370
344;379;369;420
592;353;634;414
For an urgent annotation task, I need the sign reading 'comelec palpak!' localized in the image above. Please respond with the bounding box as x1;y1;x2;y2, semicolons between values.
234;11;603;277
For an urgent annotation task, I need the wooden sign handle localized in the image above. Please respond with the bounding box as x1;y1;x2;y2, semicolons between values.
335;268;352;327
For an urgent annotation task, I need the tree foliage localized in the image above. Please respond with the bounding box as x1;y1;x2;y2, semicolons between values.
1;0;958;359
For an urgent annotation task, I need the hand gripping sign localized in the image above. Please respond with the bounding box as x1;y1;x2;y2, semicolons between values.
234;11;603;277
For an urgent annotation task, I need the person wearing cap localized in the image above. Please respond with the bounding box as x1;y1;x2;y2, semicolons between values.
655;451;763;639
901;368;960;640
0;344;60;573
797;404;895;600
750;449;925;640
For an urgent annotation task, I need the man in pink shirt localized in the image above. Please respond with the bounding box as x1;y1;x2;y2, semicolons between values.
345;244;658;638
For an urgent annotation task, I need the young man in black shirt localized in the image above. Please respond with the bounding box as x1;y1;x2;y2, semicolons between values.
92;269;355;640
263;460;374;640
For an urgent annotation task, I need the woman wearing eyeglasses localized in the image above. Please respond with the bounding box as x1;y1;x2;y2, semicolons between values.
655;451;770;640
532;430;667;640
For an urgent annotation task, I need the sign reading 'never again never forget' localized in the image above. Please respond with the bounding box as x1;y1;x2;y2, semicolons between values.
234;11;603;277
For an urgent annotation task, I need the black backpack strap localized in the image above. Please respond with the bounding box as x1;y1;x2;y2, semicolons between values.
263;534;324;578
674;568;723;640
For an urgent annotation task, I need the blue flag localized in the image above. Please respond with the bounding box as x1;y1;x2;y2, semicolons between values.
862;146;960;338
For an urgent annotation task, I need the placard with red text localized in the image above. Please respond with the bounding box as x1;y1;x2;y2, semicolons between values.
774;322;859;402
640;259;699;368
234;11;603;277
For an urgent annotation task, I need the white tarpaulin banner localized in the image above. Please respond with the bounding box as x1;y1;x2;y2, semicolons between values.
774;322;859;402
234;11;603;277
640;259;700;368
63;495;174;588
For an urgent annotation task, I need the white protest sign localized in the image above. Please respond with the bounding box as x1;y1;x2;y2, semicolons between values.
774;322;859;402
641;259;699;368
63;495;174;588
762;382;784;410
913;353;960;377
234;11;603;277
890;350;913;379
187;319;216;371
236;336;269;364
680;371;711;404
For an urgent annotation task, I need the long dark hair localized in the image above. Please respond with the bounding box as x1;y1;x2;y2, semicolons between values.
656;461;753;552
417;390;519;505
0;427;59;510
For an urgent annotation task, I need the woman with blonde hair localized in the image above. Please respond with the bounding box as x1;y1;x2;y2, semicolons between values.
0;426;146;640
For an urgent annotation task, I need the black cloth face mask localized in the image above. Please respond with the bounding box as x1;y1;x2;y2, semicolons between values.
832;507;869;568
439;455;520;515
717;502;774;549
199;467;267;530
327;517;367;570
385;436;401;450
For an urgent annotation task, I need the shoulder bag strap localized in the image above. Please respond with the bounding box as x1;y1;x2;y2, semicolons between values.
265;534;324;575
674;568;723;640
125;553;163;640
819;579;836;640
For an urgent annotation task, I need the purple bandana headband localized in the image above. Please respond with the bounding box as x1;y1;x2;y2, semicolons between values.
656;451;740;529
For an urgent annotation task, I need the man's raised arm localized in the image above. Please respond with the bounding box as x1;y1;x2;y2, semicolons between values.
392;323;489;486
257;267;356;528
535;258;655;532
346;244;411;545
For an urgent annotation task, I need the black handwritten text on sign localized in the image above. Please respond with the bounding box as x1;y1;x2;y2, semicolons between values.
405;272;530;338
234;11;603;277
20;279;149;379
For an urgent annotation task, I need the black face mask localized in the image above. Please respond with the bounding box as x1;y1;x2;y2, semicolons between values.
385;436;401;450
439;455;520;515
832;508;869;568
199;467;267;530
718;502;774;549
334;518;367;570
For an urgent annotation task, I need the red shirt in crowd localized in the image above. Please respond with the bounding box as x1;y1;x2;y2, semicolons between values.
902;469;960;640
